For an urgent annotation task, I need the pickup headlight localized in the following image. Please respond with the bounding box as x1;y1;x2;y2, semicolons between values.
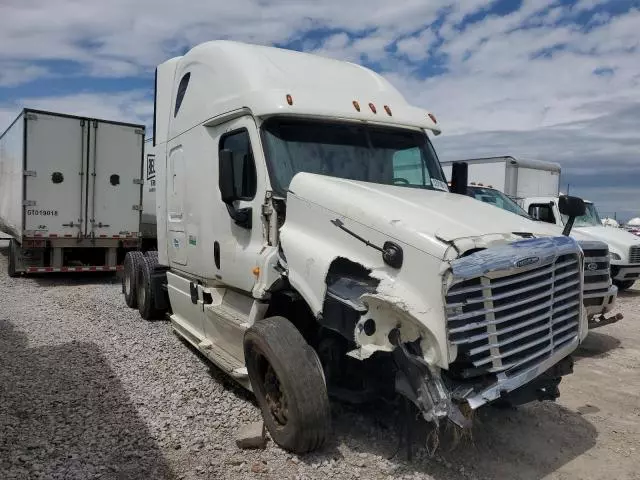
609;252;621;260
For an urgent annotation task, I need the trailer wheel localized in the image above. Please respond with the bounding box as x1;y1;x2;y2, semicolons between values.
613;280;635;292
8;239;18;278
244;316;331;454
137;255;162;320
123;251;145;308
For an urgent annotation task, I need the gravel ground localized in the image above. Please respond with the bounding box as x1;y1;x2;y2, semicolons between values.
1;238;639;480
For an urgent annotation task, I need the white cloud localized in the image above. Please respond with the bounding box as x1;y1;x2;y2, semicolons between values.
0;1;638;217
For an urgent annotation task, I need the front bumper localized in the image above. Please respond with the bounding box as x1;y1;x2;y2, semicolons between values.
611;264;640;281
584;284;617;318
456;335;579;409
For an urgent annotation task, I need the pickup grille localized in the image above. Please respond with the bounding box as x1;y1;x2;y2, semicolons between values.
630;246;640;264
446;253;582;379
581;245;610;296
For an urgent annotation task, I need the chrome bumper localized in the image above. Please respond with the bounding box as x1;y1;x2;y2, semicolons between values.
463;335;579;409
584;284;617;317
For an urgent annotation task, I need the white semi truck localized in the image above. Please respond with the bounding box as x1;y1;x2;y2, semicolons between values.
123;40;591;454
0;109;145;276
441;156;640;292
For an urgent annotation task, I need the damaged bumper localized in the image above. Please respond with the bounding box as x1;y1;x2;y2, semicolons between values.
453;335;578;409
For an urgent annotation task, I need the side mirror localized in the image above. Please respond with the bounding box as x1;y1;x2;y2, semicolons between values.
558;195;585;236
219;149;237;203
450;162;468;195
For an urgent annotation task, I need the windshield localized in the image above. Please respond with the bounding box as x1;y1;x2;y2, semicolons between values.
466;186;531;218
561;202;602;227
261;118;449;195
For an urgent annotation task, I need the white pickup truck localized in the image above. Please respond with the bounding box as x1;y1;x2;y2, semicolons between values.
460;184;620;327
122;41;591;454
441;156;640;292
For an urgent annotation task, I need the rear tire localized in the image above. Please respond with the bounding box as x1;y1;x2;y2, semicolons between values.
145;250;159;263
614;280;635;291
244;316;331;454
8;239;18;278
123;251;145;308
137;255;162;320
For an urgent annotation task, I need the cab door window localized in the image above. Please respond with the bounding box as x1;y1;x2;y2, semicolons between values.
219;129;257;201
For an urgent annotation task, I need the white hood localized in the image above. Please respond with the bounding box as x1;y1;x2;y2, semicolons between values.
287;173;565;255
575;225;640;261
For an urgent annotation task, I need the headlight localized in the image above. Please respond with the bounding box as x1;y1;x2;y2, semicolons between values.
609;252;621;260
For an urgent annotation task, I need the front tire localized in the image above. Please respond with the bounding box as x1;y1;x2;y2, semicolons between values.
614;280;635;291
244;317;331;454
123;251;145;308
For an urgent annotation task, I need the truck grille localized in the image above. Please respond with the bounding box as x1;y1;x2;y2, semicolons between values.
630;246;640;264
581;244;610;295
446;253;582;379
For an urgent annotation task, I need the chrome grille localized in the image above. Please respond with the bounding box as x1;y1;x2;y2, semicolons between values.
446;253;582;379
580;242;610;296
630;246;640;264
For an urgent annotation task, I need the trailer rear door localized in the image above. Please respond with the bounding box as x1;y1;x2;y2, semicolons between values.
24;112;87;238
86;120;144;238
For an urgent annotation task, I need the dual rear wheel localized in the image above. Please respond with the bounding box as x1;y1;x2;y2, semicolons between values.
122;250;164;320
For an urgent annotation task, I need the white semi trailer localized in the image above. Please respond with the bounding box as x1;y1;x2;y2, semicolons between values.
0;109;145;276
123;41;591;454
441;156;640;291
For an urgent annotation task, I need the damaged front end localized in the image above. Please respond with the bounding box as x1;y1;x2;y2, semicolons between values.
442;235;585;411
317;235;585;435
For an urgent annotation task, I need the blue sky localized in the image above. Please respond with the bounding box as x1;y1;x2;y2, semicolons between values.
1;0;639;220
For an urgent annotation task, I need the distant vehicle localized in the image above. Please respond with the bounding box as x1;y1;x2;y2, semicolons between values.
442;157;640;292
0;109;145;276
464;184;619;327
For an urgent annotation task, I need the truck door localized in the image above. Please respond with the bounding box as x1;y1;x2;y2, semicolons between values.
211;117;266;293
24;112;87;238
86;120;144;238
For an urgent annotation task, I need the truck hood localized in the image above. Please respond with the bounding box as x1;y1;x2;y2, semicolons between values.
287;173;562;257
575;225;640;259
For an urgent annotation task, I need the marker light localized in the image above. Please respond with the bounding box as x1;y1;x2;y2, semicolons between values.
252;267;260;277
286;94;293;105
428;113;437;123
353;100;361;112
369;103;377;114
384;105;392;116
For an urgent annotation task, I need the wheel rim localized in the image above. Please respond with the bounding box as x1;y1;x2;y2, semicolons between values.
262;360;288;426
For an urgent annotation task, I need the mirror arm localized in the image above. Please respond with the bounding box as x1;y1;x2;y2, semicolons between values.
562;216;575;236
225;203;252;229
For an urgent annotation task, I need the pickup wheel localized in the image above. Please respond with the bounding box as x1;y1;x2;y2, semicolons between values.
123;251;145;308
244;316;331;454
8;239;18;278
614;280;635;291
137;255;162;320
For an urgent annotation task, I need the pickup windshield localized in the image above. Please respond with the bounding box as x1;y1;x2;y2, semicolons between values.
561;202;601;227
466;185;532;219
261;118;448;195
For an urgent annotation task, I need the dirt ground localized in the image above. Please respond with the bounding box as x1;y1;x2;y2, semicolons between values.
1;234;639;480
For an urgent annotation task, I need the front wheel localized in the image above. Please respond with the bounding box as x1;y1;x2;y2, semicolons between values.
614;280;635;291
244;316;331;454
